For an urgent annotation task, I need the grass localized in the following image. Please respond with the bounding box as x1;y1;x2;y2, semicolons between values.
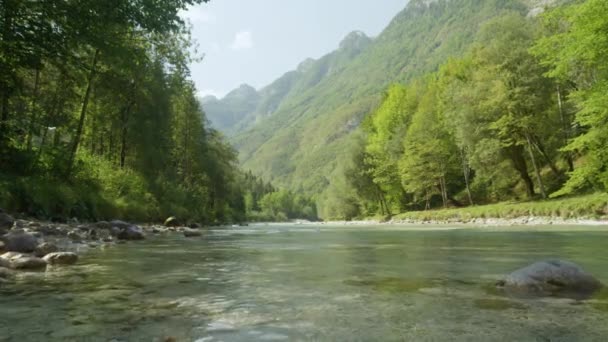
392;193;608;222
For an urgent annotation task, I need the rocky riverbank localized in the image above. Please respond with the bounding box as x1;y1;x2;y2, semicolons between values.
0;212;205;283
320;216;608;227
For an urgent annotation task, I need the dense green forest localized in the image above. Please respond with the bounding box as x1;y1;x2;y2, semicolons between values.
207;0;607;221
323;0;608;219
0;0;317;224
2;0;606;223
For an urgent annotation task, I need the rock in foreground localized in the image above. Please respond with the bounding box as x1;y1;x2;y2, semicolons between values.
497;260;603;299
1;252;47;270
43;252;79;265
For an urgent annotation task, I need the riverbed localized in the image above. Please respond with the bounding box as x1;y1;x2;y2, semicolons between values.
2;224;608;341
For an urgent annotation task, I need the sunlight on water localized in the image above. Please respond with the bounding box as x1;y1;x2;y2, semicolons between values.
2;224;608;341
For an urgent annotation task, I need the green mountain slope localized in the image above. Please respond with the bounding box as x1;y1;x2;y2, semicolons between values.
210;0;555;196
203;31;372;136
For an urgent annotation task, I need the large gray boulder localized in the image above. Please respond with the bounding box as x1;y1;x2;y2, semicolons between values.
497;260;603;298
116;225;145;241
110;220;132;230
108;220;145;240
43;252;78;265
1;231;38;253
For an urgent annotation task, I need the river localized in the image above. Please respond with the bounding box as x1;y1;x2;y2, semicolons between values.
2;224;608;341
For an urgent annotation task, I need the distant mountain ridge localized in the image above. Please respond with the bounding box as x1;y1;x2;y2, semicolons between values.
203;0;564;196
202;30;372;136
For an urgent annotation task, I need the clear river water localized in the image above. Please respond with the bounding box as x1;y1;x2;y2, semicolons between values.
2;224;608;341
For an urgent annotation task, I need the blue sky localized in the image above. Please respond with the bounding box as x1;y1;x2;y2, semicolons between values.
182;0;409;98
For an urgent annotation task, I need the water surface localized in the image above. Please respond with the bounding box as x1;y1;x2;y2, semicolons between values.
2;224;608;341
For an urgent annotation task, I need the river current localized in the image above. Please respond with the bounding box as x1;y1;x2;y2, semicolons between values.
2;224;608;341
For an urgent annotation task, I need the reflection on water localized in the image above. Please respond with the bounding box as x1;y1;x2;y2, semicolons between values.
2;224;608;341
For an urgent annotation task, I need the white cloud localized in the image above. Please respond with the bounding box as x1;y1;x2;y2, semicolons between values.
231;30;254;51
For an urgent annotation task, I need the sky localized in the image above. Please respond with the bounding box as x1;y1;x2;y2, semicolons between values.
182;0;409;99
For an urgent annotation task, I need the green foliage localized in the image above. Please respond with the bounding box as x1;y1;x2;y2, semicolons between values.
239;171;317;222
223;0;530;204
0;0;249;224
394;193;608;222
533;0;608;196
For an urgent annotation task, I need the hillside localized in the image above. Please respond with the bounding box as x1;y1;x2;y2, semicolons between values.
203;31;373;136
205;0;556;196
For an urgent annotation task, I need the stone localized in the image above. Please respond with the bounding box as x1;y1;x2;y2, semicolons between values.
110;220;132;230
164;216;180;227
1;231;38;253
43;252;78;265
497;260;603;299
3;253;47;270
0;241;5;254
116;225;145;241
67;230;83;243
188;223;201;229
183;228;202;238
34;242;59;257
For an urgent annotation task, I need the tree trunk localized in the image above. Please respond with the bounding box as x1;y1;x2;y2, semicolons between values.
26;67;41;151
507;145;535;198
557;85;574;172
439;176;448;208
66;49;100;178
530;135;560;177
526;133;547;199
459;148;474;205
0;90;8;139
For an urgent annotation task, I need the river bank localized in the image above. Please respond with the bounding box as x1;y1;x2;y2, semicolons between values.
334;193;608;227
0;212;206;282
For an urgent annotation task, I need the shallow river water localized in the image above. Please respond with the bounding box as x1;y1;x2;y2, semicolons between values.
2;224;608;341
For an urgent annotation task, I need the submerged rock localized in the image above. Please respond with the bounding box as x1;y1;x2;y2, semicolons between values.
43;252;78;265
1;231;38;253
497;260;603;299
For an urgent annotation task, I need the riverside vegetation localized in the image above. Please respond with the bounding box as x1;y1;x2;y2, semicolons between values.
1;0;608;226
0;0;315;224
206;0;608;222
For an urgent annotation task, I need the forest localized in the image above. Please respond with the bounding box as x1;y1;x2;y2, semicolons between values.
1;0;607;224
0;0;314;224
320;0;608;219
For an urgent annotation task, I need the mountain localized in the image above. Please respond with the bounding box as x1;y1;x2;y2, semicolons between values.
204;0;557;196
203;31;373;136
201;84;260;134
